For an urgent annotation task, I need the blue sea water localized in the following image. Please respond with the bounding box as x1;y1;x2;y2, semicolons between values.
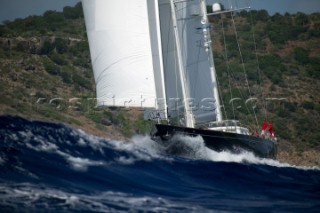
0;115;319;212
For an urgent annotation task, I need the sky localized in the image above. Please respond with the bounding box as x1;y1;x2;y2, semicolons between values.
0;0;80;23
0;0;319;24
213;0;320;14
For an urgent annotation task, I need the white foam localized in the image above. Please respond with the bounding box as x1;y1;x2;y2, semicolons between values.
124;134;319;170
109;135;171;164
116;156;137;165
66;156;104;171
31;125;315;171
74;128;114;155
26;140;58;153
24;135;105;172
0;183;194;212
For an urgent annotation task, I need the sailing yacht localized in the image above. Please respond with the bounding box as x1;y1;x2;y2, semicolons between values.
81;0;277;158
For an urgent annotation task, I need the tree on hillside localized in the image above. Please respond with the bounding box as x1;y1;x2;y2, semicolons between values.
63;3;83;19
294;47;309;65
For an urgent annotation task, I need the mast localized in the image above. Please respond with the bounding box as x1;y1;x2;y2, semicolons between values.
169;0;195;128
200;0;223;122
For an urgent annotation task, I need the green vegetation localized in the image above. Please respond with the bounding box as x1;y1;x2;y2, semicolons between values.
0;3;319;152
211;9;320;150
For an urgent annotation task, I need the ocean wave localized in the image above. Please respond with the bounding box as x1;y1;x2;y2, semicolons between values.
126;134;320;171
0;115;319;212
0;183;204;213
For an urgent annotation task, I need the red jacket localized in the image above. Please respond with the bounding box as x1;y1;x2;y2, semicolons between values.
262;120;268;130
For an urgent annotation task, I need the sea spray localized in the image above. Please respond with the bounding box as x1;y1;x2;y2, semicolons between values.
1;116;319;212
128;134;319;171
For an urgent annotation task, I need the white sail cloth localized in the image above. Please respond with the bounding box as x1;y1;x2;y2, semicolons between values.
159;0;217;124
82;0;217;124
82;0;161;108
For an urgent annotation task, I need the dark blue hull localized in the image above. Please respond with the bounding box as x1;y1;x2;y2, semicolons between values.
151;124;277;159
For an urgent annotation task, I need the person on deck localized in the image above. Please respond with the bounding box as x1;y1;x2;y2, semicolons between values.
262;119;268;130
271;130;277;142
270;129;275;137
261;119;268;137
265;121;273;139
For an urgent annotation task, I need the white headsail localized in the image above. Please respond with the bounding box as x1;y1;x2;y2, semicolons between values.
82;0;165;109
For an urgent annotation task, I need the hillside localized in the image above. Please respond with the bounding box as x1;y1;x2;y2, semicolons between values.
0;3;319;166
0;3;150;140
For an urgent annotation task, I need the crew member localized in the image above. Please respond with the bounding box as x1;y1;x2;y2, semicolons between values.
261;119;268;137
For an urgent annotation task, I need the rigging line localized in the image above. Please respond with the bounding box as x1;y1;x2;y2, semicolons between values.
164;6;171;117
173;16;180;122
224;63;252;124
173;2;188;13
175;2;190;122
230;6;258;127
165;5;177;118
164;5;179;119
230;12;252;97
216;66;228;121
225;62;254;123
213;20;228;121
243;0;260;129
248;2;268;121
180;3;191;98
176;1;196;125
244;0;260;127
220;15;235;120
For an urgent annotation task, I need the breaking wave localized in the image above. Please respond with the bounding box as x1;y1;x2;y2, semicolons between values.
0;115;319;212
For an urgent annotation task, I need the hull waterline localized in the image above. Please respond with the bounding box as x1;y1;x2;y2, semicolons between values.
151;124;277;159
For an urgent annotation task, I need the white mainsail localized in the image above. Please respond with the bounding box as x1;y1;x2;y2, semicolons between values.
158;0;218;124
82;0;163;108
82;0;219;125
